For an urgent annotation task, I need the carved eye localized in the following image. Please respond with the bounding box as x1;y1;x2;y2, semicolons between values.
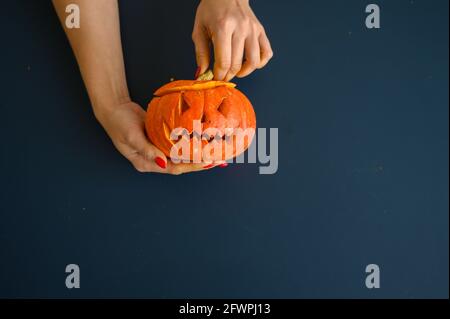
217;99;227;116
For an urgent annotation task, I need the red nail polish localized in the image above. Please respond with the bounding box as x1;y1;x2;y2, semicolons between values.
194;66;201;79
219;163;228;168
155;157;166;169
203;164;214;169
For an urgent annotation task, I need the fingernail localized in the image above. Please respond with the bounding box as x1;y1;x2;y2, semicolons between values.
219;163;228;168
203;164;214;169
194;66;201;79
155;157;167;169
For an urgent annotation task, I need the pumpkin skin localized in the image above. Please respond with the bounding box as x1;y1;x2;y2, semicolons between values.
145;80;256;162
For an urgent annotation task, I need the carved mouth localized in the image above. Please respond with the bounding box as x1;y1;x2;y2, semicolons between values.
168;126;234;144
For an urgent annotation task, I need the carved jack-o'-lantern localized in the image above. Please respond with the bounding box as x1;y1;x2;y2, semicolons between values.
145;73;256;162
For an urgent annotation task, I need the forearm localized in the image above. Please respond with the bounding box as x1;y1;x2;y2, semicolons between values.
52;0;130;119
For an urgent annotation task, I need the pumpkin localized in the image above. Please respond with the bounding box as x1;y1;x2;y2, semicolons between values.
145;72;256;163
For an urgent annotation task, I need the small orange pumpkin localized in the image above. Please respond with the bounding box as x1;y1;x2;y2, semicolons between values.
145;75;256;163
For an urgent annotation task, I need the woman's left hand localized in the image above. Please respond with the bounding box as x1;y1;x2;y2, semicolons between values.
192;0;274;82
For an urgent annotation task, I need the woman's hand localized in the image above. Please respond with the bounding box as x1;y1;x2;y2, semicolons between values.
53;0;220;174
95;101;209;175
192;0;273;81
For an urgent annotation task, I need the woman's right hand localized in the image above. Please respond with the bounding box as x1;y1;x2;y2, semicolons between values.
95;101;212;175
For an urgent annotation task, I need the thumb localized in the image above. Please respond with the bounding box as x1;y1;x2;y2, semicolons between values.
192;27;210;75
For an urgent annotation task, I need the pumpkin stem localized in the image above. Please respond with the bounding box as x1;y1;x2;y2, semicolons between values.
196;70;214;81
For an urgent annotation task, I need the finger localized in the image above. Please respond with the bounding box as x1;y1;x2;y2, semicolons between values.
192;27;211;75
224;33;245;82
166;162;213;176
143;144;168;170
236;34;261;78
258;31;273;69
129;154;164;173
125;130;168;170
212;30;233;81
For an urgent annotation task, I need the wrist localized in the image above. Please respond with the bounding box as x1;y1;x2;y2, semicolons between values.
91;94;131;122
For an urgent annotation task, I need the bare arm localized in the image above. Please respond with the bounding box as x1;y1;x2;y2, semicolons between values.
53;0;128;118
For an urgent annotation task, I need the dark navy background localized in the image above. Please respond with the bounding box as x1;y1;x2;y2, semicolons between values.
0;0;448;298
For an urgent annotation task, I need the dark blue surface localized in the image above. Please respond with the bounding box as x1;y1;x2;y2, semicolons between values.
0;0;448;298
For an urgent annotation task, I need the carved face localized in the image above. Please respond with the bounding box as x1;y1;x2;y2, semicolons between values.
145;80;256;162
